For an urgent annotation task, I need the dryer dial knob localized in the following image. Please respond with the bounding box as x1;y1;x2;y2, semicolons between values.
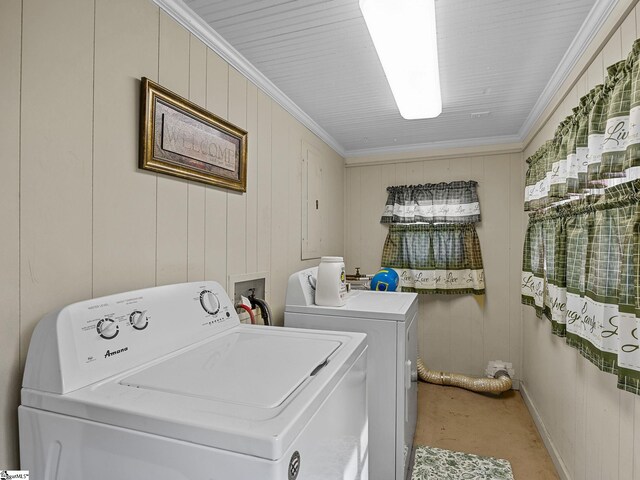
96;318;119;339
199;290;220;315
129;310;148;330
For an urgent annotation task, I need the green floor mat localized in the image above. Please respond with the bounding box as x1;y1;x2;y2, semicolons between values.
411;445;514;480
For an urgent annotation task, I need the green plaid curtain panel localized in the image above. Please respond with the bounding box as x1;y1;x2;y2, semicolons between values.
382;224;485;295
565;107;580;194
625;39;640;180
523;39;640;397
549;117;572;201
524;150;542;211
521;215;544;313
524;56;638;210
524;140;555;211
543;214;568;336
381;181;480;224
381;181;485;295
601;57;633;179
578;190;631;372
564;198;596;359
543;140;559;204
521;209;569;335
576;91;593;191
524;87;600;211
617;185;640;394
522;180;640;395
587;78;613;187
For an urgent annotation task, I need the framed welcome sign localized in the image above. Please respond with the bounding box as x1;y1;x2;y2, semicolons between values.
139;77;247;192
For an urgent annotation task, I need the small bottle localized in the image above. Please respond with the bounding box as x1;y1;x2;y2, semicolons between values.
315;256;347;306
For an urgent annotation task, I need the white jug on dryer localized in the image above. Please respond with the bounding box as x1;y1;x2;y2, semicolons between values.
315;256;347;306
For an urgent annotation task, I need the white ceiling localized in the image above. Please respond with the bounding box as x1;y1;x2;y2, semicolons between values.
173;0;612;157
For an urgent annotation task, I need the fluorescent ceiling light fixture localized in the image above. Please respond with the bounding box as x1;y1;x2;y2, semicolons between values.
359;0;442;119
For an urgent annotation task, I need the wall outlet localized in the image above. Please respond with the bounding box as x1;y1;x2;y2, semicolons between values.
485;360;515;378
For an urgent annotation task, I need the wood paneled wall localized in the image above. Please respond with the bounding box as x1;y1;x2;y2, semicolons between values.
345;152;524;380
0;0;22;470
521;5;640;479
0;0;345;468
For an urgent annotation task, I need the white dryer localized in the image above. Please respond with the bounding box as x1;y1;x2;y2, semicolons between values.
19;281;368;480
284;268;418;480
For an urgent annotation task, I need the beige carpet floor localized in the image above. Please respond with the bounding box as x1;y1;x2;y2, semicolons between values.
414;382;559;479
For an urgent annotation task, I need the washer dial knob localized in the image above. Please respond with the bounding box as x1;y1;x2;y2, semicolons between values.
129;310;149;330
199;290;220;315
96;318;119;339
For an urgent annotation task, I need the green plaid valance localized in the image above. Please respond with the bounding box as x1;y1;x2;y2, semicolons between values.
524;38;640;211
381;181;480;224
382;224;485;295
522;179;640;395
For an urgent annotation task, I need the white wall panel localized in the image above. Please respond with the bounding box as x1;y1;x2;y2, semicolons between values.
508;153;524;382
93;0;159;297
573;351;588;479
359;166;382;274
481;155;512;366
204;50;229;287
156;11;190;286
320;136;345;256
187;36;207;282
619;390;635;480
0;0;22;469
621;13;637;64
394;162;408;186
20;0;94;359
226;67;248;279
246;83;259;273
269;104;290;322
256;90;273;279
378;163;396;253
286;122;303;267
345;167;362;273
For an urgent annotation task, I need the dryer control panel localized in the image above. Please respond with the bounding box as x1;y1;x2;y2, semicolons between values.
285;267;318;307
23;282;239;394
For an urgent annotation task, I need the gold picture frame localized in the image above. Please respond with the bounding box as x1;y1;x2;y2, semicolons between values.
139;77;248;192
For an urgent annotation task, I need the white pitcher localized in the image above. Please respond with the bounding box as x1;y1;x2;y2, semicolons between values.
315;256;347;306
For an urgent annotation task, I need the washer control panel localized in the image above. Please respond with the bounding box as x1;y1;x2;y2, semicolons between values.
129;310;149;330
24;282;242;394
199;290;220;315
96;318;119;339
65;282;238;375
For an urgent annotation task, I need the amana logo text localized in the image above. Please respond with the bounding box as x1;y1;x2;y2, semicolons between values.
104;347;128;358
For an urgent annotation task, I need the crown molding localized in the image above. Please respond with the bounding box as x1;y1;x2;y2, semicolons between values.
151;0;346;157
345;135;523;166
154;0;620;162
518;0;620;142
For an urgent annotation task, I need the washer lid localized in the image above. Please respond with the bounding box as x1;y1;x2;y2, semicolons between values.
21;326;367;461
120;331;341;408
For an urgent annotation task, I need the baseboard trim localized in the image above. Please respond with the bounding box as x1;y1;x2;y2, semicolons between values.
519;382;571;480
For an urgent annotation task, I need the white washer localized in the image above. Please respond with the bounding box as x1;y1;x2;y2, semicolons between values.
19;281;368;480
284;268;418;480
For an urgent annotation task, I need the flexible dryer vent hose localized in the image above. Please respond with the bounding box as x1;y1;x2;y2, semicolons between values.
416;358;512;394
